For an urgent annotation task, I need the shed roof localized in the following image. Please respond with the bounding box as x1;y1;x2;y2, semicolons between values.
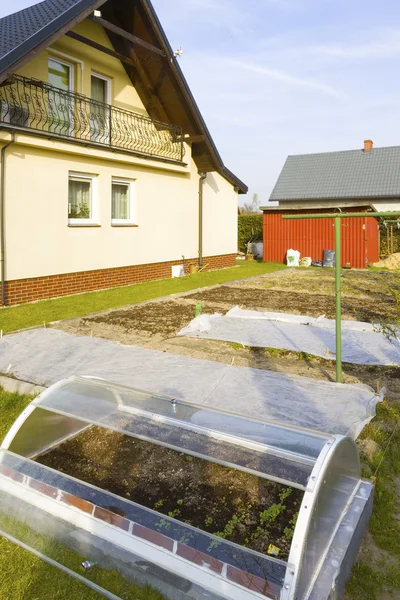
0;0;247;193
270;145;400;202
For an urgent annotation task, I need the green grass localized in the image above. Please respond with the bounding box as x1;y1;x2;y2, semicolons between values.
345;400;400;599
0;387;164;600
0;517;164;600
0;261;284;334
0;387;33;442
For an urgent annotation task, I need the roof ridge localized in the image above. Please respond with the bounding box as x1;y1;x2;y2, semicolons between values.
287;144;400;159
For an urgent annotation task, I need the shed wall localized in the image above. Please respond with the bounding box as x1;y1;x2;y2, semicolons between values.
263;208;379;269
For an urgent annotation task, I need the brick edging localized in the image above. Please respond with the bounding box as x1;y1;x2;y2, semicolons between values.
0;464;279;599
3;254;237;306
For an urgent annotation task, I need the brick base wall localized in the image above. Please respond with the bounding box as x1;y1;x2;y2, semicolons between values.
0;462;279;599
3;253;237;306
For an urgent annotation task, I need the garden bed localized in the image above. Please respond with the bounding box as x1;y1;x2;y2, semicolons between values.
36;426;302;560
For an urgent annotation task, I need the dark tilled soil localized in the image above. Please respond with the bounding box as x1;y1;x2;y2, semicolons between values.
187;287;395;322
37;427;302;559
83;301;223;338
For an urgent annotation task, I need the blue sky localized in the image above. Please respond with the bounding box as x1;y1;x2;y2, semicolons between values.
2;1;400;203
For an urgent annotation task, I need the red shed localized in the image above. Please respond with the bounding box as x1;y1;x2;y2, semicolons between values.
260;140;400;268
262;207;379;269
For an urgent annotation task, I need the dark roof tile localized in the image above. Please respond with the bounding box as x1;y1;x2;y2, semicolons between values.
270;146;400;201
0;0;80;58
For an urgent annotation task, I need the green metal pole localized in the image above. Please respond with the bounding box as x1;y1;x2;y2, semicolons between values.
335;217;342;383
280;210;400;384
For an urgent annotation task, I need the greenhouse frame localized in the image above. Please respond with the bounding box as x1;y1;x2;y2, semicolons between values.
0;376;373;600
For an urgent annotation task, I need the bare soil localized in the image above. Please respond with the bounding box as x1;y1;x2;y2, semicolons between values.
55;268;400;393
36;426;302;560
186;286;395;321
51;267;400;600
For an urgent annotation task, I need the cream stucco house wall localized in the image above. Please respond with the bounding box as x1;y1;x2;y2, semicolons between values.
0;0;246;305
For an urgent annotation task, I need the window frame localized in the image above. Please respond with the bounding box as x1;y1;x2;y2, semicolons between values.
68;172;99;227
48;57;75;138
48;56;75;92
111;177;136;226
91;72;112;105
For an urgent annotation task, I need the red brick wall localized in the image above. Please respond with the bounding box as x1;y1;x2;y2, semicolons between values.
3;254;236;306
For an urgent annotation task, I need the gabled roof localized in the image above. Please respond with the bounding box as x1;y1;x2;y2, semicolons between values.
0;0;247;193
0;0;104;75
270;145;400;202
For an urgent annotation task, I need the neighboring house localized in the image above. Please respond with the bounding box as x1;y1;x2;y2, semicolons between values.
0;0;247;306
260;140;400;268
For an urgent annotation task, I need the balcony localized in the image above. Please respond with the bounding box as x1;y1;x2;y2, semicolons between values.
0;75;184;162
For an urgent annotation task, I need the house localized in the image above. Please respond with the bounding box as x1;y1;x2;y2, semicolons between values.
0;0;247;306
259;140;400;268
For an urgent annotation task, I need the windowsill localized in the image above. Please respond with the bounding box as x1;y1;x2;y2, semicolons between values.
111;222;138;227
68;220;101;227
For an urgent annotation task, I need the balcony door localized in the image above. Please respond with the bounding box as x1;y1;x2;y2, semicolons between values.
90;73;111;144
48;58;74;136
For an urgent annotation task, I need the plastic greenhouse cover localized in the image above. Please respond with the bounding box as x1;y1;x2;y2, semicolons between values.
0;449;287;600
178;309;400;366
0;329;380;438
34;377;330;489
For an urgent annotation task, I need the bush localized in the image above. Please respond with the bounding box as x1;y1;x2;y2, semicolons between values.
238;214;263;253
380;224;400;258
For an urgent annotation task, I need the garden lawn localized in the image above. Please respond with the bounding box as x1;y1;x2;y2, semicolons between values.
0;261;284;334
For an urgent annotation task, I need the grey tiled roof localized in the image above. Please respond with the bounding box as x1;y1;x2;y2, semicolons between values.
270;146;400;201
0;0;80;58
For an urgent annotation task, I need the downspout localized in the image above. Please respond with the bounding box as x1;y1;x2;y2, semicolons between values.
1;132;15;306
198;172;207;268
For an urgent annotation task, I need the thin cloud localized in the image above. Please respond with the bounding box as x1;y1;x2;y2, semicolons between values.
226;59;341;97
312;40;400;60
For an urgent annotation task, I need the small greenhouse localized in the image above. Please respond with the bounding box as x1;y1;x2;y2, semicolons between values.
0;376;373;600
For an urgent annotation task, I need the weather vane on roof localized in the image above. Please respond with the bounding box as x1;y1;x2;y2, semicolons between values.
173;47;183;59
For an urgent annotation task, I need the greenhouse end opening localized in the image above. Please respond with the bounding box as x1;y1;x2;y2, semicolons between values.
0;376;373;600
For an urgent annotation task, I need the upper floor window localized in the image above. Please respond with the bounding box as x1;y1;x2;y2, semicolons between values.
48;58;74;92
48;58;74;136
91;73;111;104
90;73;111;144
112;178;135;225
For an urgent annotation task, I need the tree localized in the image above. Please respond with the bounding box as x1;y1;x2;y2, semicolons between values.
240;193;261;214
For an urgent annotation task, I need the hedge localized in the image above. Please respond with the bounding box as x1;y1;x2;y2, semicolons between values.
238;214;263;253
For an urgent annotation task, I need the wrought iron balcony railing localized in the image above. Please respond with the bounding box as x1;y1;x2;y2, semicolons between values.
0;75;184;162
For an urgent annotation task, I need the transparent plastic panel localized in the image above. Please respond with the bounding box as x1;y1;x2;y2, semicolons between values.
0;450;286;600
5;407;88;458
294;437;361;599
33;377;331;488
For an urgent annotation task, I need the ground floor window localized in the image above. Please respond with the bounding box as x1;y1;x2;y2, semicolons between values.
111;177;135;225
68;172;96;224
